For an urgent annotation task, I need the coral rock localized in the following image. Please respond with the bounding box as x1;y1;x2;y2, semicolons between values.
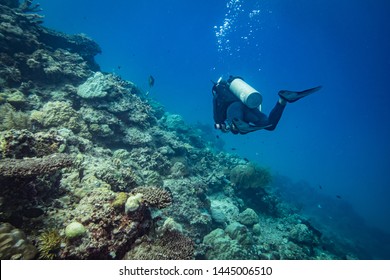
77;72;110;99
0;222;37;259
238;208;259;226
65;222;86;239
125;193;143;214
230;163;272;189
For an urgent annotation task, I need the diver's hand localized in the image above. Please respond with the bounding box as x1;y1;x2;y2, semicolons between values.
214;123;230;133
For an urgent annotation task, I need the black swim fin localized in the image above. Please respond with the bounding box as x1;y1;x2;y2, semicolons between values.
278;86;322;103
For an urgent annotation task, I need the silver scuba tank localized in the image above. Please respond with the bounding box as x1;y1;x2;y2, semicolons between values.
229;77;262;109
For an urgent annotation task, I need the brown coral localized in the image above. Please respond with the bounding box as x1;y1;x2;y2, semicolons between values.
124;230;194;260
58;189;152;260
0;129;66;159
0;153;73;177
131;186;173;209
0;222;37;259
230;163;272;189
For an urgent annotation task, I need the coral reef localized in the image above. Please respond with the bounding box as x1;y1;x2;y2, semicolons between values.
124;229;194;260
0;1;363;260
203;225;256;260
210;196;240;225
30;101;90;138
0;129;66;159
238;208;259;226
230;163;272;190
57;188;152;259
25;48;94;84
0;4;98;87
164;178;213;242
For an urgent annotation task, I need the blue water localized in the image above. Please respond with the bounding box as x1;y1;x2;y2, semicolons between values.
38;0;390;239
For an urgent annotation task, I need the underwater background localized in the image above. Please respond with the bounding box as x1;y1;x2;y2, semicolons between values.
40;0;390;234
0;0;389;259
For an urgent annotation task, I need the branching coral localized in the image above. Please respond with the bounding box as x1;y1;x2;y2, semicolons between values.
130;186;173;209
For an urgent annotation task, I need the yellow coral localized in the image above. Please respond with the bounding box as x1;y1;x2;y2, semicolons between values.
37;230;62;260
111;192;128;209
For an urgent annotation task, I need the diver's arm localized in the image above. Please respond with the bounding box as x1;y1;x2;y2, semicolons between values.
213;97;230;133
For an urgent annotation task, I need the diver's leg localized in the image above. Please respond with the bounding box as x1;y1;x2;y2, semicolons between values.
244;99;286;131
244;107;269;127
264;100;286;130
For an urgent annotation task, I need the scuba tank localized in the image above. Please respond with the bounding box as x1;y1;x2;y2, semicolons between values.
228;77;262;109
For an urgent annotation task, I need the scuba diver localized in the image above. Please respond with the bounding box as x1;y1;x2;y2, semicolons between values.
212;76;322;134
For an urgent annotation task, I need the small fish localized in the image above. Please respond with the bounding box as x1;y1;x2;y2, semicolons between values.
336;195;342;199
148;75;155;88
231;148;237;151
117;65;121;69
216;135;220;139
243;157;249;162
319;185;322;189
317;204;322;209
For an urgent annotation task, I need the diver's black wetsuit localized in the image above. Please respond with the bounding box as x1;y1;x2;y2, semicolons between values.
212;78;286;135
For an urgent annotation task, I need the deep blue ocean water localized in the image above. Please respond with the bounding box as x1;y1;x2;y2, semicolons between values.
37;0;390;249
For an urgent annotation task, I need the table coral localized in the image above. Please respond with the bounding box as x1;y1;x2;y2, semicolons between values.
0;153;73;177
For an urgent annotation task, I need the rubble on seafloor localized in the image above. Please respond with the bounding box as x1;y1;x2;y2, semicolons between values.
0;0;359;260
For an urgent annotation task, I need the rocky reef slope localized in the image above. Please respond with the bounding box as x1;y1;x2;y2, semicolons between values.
0;1;359;260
